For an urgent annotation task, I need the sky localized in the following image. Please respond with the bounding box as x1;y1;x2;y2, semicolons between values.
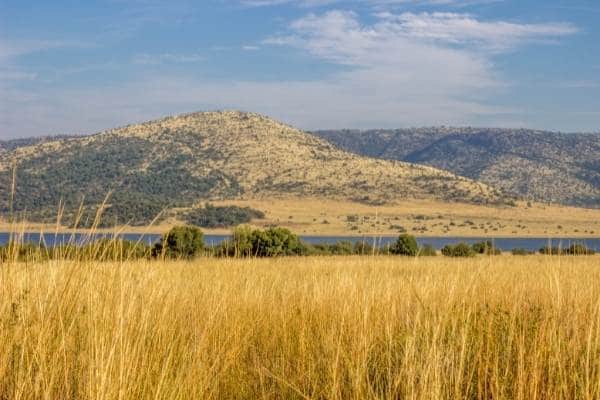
0;0;599;138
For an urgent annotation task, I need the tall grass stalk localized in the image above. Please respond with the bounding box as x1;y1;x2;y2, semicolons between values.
1;255;600;399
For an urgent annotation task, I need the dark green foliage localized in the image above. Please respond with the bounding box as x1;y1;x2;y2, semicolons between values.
511;248;532;255
540;243;596;255
441;243;476;257
472;240;501;255
185;203;265;228
539;246;561;255
389;234;419;256
249;227;304;257
309;241;355;256
78;239;152;261
153;226;204;259
215;226;304;257
67;194;168;228
316;128;600;207
0;135;243;226
566;243;596;255
353;241;374;255
419;244;438;256
0;239;151;262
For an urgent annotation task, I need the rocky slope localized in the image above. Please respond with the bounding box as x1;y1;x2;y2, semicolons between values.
315;128;600;207
0;112;508;226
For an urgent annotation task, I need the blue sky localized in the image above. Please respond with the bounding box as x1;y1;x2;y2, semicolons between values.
0;0;599;138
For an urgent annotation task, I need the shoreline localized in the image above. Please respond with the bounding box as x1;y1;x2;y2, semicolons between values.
1;229;600;240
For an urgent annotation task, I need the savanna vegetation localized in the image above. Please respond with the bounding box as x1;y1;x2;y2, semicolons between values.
1;254;600;399
185;203;265;228
2;224;598;262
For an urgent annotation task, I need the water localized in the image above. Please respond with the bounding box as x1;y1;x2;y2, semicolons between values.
1;232;599;252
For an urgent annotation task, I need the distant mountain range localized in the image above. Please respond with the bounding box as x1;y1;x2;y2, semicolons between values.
0;112;506;226
315;127;600;208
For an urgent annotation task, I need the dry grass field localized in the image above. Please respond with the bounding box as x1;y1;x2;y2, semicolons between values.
210;198;600;237
2;198;599;238
2;255;600;399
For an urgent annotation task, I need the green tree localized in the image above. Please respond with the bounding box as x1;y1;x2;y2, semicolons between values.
232;225;254;257
472;240;501;255
153;226;204;259
441;243;475;257
389;234;419;256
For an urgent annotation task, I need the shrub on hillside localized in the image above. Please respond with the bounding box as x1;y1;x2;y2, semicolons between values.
389;234;419;256
152;226;204;259
441;243;475;257
185;203;265;228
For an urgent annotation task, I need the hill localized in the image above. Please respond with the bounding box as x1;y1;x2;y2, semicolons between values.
315;128;600;208
0;135;77;154
0;112;508;227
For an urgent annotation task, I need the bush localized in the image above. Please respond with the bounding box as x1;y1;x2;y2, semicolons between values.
541;243;596;256
511;248;531;256
153;226;204;259
419;244;438;256
441;243;475;257
354;241;374;255
539;246;560;255
472;240;501;255
185;203;265;228
80;239;152;261
0;239;152;262
389;234;419;256
566;243;595;255
215;226;305;257
250;227;304;257
0;242;48;262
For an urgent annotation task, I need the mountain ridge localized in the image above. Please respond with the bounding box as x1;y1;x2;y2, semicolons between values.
0;111;509;227
315;127;600;207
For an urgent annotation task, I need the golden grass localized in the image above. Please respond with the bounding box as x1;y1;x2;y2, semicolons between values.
212;198;600;237
2;197;600;238
2;255;600;399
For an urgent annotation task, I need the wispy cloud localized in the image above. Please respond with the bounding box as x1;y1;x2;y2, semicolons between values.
131;53;205;65
239;0;502;8
0;38;90;60
0;6;583;138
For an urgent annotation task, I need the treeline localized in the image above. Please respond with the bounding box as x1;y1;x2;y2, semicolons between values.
1;226;596;262
185;204;265;228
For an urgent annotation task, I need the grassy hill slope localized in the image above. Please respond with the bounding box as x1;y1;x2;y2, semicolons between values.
0;112;508;227
315;128;600;207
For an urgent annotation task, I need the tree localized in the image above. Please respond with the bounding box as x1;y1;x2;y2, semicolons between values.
472;240;501;255
389;234;419;256
232;225;254;257
250;227;304;257
153;225;204;259
441;243;475;257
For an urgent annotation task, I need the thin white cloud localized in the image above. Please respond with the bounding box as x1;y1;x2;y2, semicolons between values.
240;0;502;8
0;9;582;137
375;12;577;50
131;52;205;65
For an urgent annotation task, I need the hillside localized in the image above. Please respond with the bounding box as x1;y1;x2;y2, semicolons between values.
315;128;600;208
0;112;508;227
0;135;76;154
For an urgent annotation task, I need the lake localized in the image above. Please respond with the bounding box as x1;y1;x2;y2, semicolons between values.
1;232;599;252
